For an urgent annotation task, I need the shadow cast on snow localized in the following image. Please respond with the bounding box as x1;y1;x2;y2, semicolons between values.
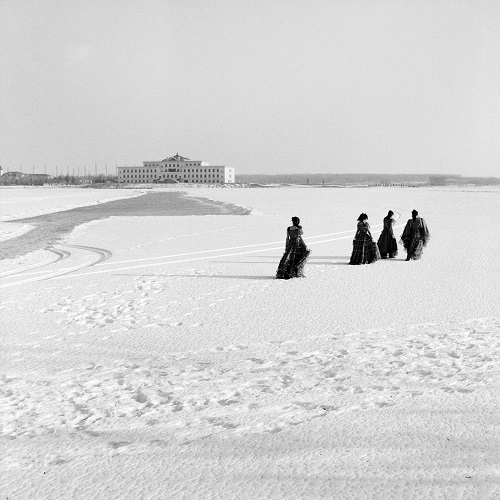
111;255;405;281
112;273;273;280
215;256;352;266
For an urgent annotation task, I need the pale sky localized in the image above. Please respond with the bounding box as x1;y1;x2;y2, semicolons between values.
1;0;499;176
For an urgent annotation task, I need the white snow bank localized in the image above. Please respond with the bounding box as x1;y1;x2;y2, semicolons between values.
0;221;34;242
0;186;146;221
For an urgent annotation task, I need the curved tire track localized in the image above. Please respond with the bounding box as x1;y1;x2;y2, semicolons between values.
48;247;72;262
0;245;113;288
64;245;112;266
0;247;71;279
40;245;113;280
1;210;402;286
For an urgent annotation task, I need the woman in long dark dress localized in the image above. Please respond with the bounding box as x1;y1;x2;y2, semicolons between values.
401;209;430;261
276;217;310;279
349;213;381;265
377;210;398;259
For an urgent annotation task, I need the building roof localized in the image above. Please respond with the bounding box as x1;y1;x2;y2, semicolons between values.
163;153;190;162
2;171;26;177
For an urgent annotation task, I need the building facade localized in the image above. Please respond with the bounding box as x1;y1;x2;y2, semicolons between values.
117;154;235;184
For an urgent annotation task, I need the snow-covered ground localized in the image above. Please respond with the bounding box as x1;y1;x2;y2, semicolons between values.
1;186;499;499
0;187;145;241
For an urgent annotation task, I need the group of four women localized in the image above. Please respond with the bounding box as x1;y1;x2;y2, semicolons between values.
276;210;430;279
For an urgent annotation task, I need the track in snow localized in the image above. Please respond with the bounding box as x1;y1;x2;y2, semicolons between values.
0;245;113;288
1;211;403;286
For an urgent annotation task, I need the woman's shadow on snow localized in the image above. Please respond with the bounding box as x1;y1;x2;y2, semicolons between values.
117;273;273;280
216;255;352;266
308;255;351;265
177;274;272;280
115;256;353;281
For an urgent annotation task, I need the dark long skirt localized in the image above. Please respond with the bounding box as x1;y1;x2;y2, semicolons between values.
349;239;381;265
401;217;430;261
403;238;425;260
276;242;310;279
377;230;398;258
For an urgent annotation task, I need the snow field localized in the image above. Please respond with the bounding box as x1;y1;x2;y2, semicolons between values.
0;187;145;242
1;186;499;499
0;187;146;222
2;317;499;443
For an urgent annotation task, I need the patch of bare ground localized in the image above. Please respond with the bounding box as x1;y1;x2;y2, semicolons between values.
0;191;249;260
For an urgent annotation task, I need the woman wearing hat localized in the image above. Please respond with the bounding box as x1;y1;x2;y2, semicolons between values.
349;213;381;265
276;216;311;279
377;210;398;259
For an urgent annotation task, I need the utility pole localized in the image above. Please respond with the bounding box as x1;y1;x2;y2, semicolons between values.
32;164;34;174
56;165;58;177
105;162;108;175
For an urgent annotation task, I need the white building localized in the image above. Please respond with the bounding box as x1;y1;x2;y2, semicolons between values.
117;154;235;184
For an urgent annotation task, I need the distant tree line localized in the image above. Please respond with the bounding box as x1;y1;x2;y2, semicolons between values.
236;173;500;186
0;174;118;186
427;175;500;186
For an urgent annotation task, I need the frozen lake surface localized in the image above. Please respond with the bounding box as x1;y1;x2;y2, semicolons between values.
1;185;499;499
0;187;145;243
